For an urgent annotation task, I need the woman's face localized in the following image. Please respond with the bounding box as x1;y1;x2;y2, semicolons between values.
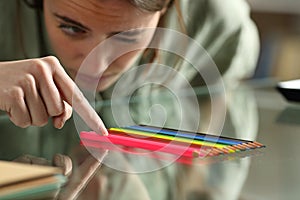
43;0;162;91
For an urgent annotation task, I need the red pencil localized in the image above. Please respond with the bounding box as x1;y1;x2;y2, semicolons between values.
80;131;213;158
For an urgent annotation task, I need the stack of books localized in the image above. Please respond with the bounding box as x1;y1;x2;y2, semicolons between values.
0;160;66;199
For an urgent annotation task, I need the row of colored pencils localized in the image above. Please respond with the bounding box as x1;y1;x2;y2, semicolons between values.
80;125;265;158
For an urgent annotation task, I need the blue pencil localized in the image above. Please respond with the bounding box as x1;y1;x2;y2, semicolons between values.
126;125;245;145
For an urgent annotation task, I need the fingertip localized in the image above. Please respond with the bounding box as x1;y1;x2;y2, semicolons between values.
53;154;72;176
93;127;108;136
103;129;109;136
99;125;109;136
53;116;65;129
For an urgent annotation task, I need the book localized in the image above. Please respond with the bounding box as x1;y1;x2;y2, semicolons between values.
0;160;66;200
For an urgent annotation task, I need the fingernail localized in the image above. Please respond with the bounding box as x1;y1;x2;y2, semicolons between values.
101;127;109;136
103;130;109;136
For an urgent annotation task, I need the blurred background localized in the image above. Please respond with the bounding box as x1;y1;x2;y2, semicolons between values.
247;0;300;81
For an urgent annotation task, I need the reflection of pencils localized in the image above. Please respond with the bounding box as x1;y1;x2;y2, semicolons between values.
80;131;213;158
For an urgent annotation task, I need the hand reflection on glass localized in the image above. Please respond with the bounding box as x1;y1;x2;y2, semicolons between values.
13;150;108;200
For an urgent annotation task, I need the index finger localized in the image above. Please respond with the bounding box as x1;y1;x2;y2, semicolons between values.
53;63;108;135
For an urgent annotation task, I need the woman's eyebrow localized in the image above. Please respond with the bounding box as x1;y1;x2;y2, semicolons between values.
54;13;91;31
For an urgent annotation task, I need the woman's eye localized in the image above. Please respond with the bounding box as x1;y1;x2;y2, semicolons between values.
58;24;87;37
114;36;138;43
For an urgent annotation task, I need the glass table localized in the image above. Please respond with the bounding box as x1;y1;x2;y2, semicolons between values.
73;80;300;200
0;79;299;200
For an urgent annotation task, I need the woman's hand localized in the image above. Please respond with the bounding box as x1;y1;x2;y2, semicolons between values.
0;56;107;135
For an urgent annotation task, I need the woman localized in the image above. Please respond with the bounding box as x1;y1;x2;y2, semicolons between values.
0;0;259;199
0;0;259;130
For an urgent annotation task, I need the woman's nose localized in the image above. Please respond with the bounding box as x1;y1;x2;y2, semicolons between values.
79;35;113;75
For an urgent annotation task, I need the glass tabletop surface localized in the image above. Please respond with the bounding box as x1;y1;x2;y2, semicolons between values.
79;80;300;200
0;79;299;200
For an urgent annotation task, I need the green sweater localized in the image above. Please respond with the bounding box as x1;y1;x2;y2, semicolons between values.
0;1;259;199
